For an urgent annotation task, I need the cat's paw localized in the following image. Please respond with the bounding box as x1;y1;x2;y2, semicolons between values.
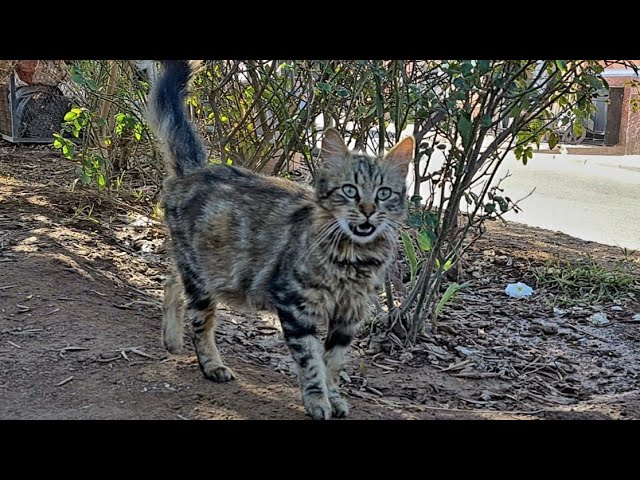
202;364;236;382
303;393;332;420
163;336;184;354
329;396;349;418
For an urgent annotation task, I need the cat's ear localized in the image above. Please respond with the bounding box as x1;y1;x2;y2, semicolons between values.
321;128;349;165
384;136;415;176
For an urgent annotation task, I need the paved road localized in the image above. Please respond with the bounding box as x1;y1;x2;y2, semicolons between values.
409;152;640;250
497;153;640;250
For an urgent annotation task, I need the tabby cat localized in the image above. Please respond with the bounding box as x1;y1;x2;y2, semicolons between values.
147;60;414;419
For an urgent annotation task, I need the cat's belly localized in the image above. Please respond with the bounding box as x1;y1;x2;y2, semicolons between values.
214;289;275;313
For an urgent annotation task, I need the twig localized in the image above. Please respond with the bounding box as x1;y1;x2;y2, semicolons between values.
128;347;156;359
416;404;549;416
452;372;500;379
52;346;90;357
114;303;135;310
363;385;384;397
0;284;17;290
7;340;21;349
56;376;74;387
9;328;43;335
439;358;472;372
564;323;610;343
96;356;121;363
371;361;396;372
44;308;60;316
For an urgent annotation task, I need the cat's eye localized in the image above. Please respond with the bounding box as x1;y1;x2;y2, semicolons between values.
342;184;358;198
377;187;392;201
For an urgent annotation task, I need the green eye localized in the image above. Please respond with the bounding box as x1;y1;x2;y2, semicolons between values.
342;185;358;198
377;187;392;201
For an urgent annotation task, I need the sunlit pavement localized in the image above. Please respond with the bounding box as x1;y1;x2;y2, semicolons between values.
497;153;640;250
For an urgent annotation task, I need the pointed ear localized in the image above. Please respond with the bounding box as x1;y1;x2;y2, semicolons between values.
384;136;415;176
320;128;349;165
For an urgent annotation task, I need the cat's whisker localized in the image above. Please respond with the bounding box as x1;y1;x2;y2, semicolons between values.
327;227;344;259
313;223;341;256
305;221;340;256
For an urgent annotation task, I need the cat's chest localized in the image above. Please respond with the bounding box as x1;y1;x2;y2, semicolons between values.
301;280;375;323
300;258;387;321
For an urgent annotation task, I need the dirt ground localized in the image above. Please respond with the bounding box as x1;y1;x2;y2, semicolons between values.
1;144;639;420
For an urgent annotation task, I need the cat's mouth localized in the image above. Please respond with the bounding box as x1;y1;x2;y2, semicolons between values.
350;222;376;237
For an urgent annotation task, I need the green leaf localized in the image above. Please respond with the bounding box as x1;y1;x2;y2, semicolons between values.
435;281;470;317
226;158;233;166
96;172;106;189
572;119;584;138
417;230;432;252
62;144;74;159
460;62;473;76
316;82;332;93
407;211;423;228
548;131;558;150
478;60;490;73
458;113;472;146
495;196;509;213
400;230;418;288
484;203;496;214
64;110;78;121
443;259;453;271
409;195;423;204
508;104;522;119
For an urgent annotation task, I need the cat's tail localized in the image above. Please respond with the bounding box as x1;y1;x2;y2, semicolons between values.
147;60;206;177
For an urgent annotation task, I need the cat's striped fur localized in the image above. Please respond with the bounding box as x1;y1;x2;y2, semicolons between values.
147;60;414;419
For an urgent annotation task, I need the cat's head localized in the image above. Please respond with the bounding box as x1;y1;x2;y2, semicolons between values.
315;128;414;244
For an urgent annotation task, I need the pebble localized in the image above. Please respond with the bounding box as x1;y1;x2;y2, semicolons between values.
589;312;610;326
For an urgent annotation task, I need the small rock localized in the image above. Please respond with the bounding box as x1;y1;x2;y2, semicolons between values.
589;312;610;327
540;321;559;335
611;306;623;312
455;346;479;357
632;314;640;322
553;307;567;317
426;345;450;357
480;391;493;401
399;352;414;363
339;371;352;383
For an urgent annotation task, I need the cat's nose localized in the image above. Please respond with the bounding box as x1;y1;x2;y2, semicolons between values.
359;202;376;217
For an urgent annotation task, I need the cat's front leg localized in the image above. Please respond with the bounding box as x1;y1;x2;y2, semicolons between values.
276;308;331;420
324;322;355;418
